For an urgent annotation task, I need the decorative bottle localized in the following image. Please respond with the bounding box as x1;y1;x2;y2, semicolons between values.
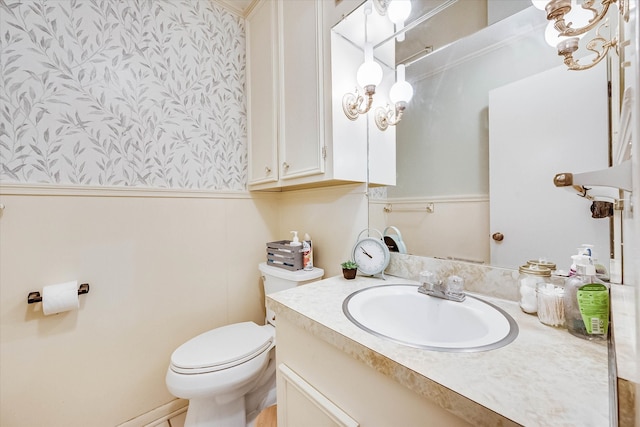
303;233;313;271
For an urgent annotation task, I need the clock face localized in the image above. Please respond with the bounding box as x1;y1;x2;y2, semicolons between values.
352;237;390;276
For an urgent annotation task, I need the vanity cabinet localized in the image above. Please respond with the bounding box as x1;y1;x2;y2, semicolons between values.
275;314;472;427
247;0;395;190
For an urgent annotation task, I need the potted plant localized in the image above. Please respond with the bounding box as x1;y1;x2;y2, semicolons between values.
341;260;358;280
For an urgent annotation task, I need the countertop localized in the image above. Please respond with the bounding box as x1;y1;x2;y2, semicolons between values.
267;274;610;427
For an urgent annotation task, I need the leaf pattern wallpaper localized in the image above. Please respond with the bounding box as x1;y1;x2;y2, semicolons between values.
0;0;247;190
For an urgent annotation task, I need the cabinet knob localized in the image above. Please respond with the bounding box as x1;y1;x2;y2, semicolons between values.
492;232;504;242
282;162;290;170
265;166;271;174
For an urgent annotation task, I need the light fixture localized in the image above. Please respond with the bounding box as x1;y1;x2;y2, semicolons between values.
375;64;413;131
373;0;412;41
556;23;617;71
544;4;589;46
387;0;412;42
342;43;384;120
534;0;628;70
545;0;616;36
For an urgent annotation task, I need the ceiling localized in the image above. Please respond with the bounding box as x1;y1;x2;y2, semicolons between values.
216;0;257;16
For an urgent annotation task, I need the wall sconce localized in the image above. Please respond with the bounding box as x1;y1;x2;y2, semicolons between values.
533;0;628;70
388;0;412;42
342;43;384;120
543;0;616;36
375;64;413;131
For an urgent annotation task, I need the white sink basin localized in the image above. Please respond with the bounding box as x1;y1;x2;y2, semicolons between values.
343;284;518;352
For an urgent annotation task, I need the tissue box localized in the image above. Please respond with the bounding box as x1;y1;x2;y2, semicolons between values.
266;240;303;271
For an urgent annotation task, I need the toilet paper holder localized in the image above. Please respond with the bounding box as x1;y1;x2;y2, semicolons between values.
27;283;90;304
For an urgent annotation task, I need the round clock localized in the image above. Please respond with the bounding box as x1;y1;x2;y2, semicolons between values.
352;229;390;277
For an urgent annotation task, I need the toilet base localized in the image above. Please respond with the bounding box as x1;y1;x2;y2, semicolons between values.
184;396;245;427
181;358;277;427
245;373;277;424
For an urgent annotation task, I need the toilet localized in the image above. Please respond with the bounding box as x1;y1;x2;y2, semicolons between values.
166;262;324;427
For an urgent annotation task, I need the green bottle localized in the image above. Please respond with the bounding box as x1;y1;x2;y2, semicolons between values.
563;256;609;341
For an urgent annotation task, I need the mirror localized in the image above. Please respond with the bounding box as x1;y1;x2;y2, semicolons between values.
332;0;614;271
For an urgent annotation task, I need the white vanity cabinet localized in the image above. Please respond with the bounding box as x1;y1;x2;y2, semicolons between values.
275;314;472;427
247;0;395;190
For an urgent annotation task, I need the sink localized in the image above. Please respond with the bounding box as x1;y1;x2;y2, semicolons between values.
343;284;518;352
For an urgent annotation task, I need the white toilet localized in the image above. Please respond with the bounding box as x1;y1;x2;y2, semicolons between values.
166;262;324;427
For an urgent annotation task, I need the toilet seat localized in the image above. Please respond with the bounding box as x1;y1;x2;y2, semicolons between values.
170;322;274;375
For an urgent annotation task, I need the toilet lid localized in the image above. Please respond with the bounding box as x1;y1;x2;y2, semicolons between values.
170;322;274;374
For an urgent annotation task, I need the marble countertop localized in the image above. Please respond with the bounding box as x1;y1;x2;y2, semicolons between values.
267;274;610;427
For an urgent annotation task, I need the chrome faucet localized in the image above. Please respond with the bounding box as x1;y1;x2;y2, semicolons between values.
417;273;466;302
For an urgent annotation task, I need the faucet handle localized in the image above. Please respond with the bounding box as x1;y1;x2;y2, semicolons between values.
419;270;437;291
446;275;465;297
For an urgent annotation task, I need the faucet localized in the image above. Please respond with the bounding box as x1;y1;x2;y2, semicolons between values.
417;273;466;302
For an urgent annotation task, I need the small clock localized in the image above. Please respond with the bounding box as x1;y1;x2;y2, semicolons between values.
352;229;390;277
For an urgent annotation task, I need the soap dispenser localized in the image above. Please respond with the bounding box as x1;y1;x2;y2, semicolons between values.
563;255;609;340
290;231;302;247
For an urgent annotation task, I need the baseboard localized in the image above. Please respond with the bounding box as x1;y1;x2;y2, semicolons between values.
117;399;188;427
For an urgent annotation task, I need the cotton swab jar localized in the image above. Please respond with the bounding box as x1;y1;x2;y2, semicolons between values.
536;283;565;327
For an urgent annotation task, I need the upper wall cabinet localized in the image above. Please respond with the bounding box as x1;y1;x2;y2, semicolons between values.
247;0;279;186
247;0;393;190
277;0;325;182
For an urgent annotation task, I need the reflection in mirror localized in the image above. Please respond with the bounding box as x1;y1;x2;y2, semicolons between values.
333;0;615;271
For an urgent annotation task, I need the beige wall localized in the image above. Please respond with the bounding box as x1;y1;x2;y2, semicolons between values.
278;184;368;278
0;184;366;426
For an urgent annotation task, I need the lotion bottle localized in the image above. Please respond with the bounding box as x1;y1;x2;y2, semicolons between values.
303;233;313;270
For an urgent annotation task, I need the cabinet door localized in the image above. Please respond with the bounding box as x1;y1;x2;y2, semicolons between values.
247;0;279;185
278;0;325;180
278;364;359;427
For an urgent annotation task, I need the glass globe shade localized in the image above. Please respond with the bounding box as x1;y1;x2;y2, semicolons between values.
388;0;412;24
357;60;383;88
389;80;413;104
531;0;547;10
545;21;571;47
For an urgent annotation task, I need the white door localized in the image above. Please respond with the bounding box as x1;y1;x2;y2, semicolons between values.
489;63;610;270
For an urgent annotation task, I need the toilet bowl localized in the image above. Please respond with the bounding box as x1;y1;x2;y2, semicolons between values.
166;263;324;427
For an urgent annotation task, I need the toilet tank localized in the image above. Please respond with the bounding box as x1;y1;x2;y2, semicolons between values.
259;262;324;325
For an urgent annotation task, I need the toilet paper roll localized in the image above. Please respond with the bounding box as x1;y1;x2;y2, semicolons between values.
42;281;79;315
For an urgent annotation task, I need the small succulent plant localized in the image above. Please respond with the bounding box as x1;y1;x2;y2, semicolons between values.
341;260;358;270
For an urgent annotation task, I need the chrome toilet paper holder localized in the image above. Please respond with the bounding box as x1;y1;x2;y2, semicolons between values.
27;283;90;304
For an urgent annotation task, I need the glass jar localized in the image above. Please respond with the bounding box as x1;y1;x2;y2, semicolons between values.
536;283;565;327
518;264;551;314
527;259;557;273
